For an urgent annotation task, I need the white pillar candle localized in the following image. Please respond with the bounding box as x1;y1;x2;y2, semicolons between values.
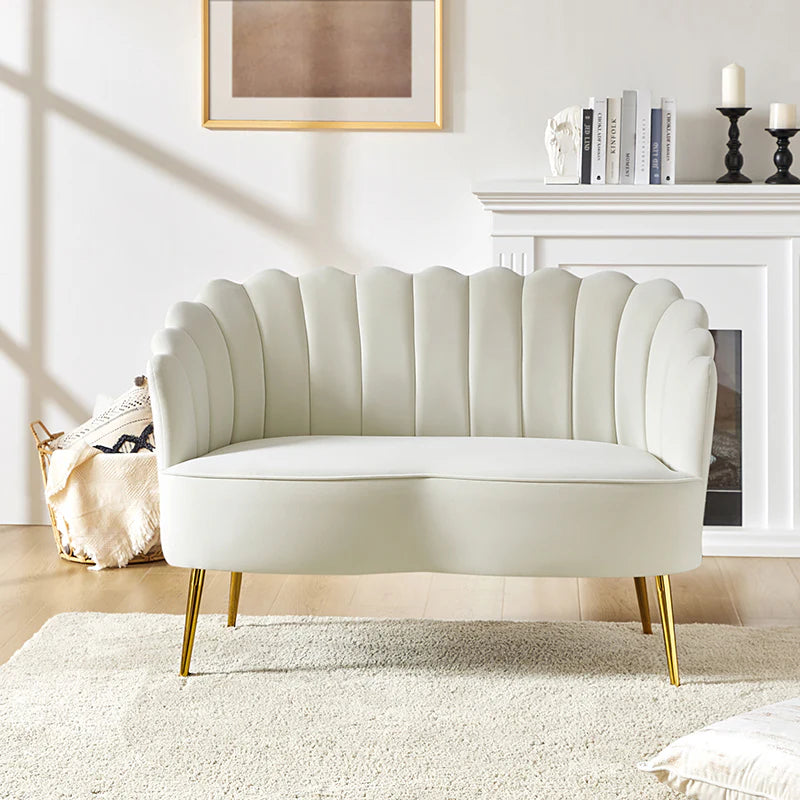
769;103;797;129
721;63;746;107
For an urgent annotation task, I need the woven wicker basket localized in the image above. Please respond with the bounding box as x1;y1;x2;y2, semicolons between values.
30;420;164;566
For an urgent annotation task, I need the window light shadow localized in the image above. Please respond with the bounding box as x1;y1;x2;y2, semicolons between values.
1;0;395;521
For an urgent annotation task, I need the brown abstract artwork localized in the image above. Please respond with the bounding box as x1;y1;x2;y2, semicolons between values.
232;0;412;98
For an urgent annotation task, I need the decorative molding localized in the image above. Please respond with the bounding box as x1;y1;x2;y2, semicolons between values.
493;236;534;275
703;528;800;558
474;180;800;215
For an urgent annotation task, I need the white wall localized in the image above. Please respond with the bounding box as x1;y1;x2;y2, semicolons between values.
2;0;798;523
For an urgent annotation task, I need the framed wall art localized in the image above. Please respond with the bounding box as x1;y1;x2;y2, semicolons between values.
203;0;443;130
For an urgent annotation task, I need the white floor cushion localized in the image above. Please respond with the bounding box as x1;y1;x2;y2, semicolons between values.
639;696;800;799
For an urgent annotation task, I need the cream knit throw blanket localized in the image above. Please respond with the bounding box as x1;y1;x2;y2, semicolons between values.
46;446;160;569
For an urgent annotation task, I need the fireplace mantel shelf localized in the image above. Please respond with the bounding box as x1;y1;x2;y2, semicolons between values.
474;180;800;214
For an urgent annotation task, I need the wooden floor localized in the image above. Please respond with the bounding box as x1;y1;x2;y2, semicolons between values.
2;525;800;665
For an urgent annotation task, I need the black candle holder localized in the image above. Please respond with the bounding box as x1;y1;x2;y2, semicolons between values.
765;128;800;184
716;107;752;183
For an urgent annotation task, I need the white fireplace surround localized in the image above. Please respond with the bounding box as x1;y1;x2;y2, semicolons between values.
474;181;800;558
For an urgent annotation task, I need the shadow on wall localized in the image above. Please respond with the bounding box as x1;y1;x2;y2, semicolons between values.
3;0;471;521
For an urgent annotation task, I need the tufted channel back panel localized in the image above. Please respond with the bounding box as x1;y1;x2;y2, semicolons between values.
150;266;714;470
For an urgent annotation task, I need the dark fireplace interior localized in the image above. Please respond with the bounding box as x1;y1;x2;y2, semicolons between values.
704;330;742;526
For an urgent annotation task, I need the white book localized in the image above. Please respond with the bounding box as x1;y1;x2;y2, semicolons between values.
605;97;621;184
634;89;651;185
661;98;677;185
620;90;637;184
590;97;607;184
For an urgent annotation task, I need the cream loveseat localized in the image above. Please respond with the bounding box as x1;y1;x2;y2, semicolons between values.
148;266;716;685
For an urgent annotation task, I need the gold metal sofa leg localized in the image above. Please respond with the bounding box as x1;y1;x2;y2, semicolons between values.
633;577;653;635
179;568;206;677
655;574;680;686
227;572;243;628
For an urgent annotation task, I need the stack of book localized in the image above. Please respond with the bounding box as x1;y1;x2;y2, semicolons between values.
581;92;676;185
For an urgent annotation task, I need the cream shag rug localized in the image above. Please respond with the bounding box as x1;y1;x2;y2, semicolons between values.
2;614;800;800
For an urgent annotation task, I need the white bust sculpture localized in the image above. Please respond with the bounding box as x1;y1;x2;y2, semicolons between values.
544;105;582;183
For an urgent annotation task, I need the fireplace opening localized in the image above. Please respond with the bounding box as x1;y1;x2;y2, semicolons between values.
704;330;742;526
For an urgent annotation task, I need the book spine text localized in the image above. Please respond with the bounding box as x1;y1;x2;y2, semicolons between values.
605;97;621;184
650;107;662;184
581;108;593;185
591;97;607;184
661;98;677;184
620;90;637;185
634;89;652;184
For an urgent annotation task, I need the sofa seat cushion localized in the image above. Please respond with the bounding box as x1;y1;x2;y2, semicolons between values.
159;436;705;578
165;435;690;484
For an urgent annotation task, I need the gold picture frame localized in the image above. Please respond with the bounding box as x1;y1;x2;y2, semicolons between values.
202;0;443;131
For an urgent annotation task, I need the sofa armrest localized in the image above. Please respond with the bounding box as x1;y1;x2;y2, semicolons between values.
646;301;717;481
661;342;717;481
147;353;199;471
149;322;215;470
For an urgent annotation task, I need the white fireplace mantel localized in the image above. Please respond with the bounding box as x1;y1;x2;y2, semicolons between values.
476;181;800;215
474;180;800;558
